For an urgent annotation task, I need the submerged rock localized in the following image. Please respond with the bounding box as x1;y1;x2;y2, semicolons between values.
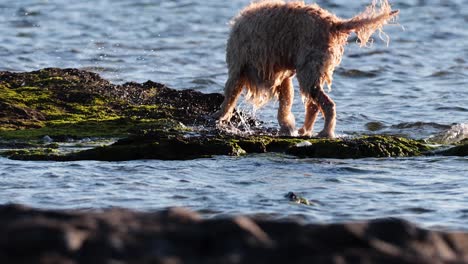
0;204;467;264
438;143;468;157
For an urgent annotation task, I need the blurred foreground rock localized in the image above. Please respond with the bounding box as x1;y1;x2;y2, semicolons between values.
1;204;467;264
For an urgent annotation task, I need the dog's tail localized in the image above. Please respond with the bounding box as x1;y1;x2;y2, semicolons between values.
334;0;399;47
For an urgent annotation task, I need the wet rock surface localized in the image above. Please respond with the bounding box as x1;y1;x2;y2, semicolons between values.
0;68;228;134
0;68;463;160
1;204;467;264
3;133;433;161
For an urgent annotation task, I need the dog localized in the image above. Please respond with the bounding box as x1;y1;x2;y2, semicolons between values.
215;0;399;138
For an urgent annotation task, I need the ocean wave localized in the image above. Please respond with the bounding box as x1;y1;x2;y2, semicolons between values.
363;121;454;139
391;122;451;130
336;68;380;78
435;106;468;112
427;123;468;144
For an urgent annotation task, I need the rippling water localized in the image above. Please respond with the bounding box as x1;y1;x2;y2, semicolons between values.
0;0;467;230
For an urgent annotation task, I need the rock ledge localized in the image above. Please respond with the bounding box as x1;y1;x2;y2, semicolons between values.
1;204;468;264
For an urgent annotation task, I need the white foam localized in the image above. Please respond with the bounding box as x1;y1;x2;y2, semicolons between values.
427;123;468;144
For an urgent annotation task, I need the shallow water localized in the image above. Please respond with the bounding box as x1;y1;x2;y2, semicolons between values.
0;0;467;230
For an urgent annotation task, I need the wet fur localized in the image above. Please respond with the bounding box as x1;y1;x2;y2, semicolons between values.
216;0;399;138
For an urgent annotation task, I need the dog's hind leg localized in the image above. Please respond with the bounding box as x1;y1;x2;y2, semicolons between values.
297;63;336;138
277;77;296;135
214;73;244;122
298;98;320;137
314;91;336;138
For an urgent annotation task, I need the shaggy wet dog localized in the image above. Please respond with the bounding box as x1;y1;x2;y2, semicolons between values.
215;0;399;138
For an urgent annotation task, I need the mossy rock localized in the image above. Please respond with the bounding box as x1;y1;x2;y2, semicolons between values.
0;68;445;161
2;148;59;160
4;132;246;161
0;68;262;141
287;136;433;158
2;132;434;161
0;68;229;140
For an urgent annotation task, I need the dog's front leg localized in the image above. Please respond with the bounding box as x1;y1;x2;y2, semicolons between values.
277;77;296;135
214;75;244;122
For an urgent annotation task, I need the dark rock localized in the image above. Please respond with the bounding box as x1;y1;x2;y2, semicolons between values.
365;121;386;131
285;192;311;205
438;143;468;156
287;136;432;158
2;133;434;161
0;204;467;264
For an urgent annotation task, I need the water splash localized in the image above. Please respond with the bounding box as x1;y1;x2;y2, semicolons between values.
216;108;255;136
235;109;254;135
427;123;468;144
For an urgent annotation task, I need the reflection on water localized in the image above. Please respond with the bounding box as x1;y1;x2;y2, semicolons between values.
0;0;467;229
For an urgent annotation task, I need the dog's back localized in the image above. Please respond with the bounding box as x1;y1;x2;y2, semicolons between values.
227;2;338;80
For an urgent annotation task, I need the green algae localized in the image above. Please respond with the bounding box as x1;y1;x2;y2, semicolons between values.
0;119;126;140
0;84;51;107
1;148;59;161
0;83;119;134
0;118;190;140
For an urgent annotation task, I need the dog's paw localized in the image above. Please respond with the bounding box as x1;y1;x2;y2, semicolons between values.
279;127;297;137
212;110;233;123
317;130;335;139
298;127;313;137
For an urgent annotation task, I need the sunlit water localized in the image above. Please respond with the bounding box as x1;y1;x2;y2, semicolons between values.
0;0;467;230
